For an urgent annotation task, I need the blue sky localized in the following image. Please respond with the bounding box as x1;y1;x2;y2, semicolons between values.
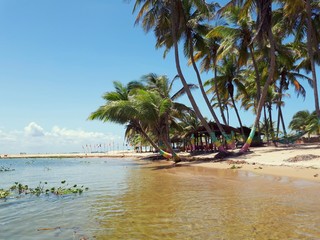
0;0;317;154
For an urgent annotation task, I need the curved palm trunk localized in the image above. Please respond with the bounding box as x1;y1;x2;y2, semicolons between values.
278;107;287;136
249;45;263;142
240;25;276;153
263;104;270;143
249;45;261;103
137;126;160;151
189;37;231;140
276;77;287;138
267;102;277;146
170;1;227;154
214;67;228;126
230;94;245;137
306;0;320;121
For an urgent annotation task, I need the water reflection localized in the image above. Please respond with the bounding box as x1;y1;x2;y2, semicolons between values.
1;158;320;239
93;162;320;240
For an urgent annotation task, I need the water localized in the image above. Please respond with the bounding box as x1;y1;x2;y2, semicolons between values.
0;158;320;239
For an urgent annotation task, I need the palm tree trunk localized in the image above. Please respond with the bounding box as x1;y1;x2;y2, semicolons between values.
240;24;276;153
169;1;227;154
249;44;262;143
231;95;245;137
263;104;270;143
279;107;287;136
138;127;160;151
249;45;261;103
306;0;320;120
268;102;277;146
214;67;228;126
189;37;227;135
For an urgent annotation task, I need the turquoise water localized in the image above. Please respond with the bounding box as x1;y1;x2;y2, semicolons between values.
1;158;320;239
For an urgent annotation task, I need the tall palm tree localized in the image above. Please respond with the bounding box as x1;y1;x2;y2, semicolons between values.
181;1;230;137
280;0;320;121
208;5;262;108
223;0;277;153
193;36;228;126
205;55;246;137
133;0;229;155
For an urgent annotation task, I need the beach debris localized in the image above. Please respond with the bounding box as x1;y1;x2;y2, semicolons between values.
254;166;263;170
37;226;62;231
285;154;320;162
226;160;247;165
314;174;319;178
230;164;242;169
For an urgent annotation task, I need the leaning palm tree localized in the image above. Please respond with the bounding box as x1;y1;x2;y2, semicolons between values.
141;73;196;145
193;36;228;126
88;81;161;150
223;0;277;153
133;0;230;156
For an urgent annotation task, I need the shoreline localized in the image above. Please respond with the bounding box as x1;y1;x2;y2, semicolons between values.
1;143;320;182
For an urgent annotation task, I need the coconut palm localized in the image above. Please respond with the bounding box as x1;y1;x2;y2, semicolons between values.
133;0;230;155
220;0;277;153
193;36;228;126
208;5;262;107
88;81;162;152
280;0;320;120
289;110;319;136
181;1;230;137
205;55;246;137
140;73;196;145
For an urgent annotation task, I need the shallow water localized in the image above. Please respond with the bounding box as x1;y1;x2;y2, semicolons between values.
0;158;319;239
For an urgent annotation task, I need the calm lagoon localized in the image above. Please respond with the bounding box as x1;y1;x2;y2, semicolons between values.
1;157;320;239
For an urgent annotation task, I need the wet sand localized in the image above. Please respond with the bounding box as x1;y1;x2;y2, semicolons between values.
1;143;320;182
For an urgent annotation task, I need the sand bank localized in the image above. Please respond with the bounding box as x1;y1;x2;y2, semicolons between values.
183;144;320;182
1;144;320;182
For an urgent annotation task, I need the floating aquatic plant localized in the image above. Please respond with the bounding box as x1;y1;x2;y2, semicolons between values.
0;166;15;172
0;189;10;199
1;181;88;199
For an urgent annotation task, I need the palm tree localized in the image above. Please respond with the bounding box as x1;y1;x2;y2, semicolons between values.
133;0;229;155
193;36;228;126
280;0;320;121
138;73;194;157
88;81;162;152
208;5;262;109
205;55;246;137
289;110;319;137
222;0;277;153
181;1;231;138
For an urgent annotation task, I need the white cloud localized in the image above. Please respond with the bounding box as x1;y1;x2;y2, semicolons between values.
24;122;45;137
0;122;123;154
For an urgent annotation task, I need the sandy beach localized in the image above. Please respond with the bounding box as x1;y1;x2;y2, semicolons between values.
1;143;320;182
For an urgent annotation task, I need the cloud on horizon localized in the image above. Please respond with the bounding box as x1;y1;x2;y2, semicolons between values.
0;122;123;154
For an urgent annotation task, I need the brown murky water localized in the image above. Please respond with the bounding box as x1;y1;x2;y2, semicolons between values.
91;161;320;240
1;158;320;239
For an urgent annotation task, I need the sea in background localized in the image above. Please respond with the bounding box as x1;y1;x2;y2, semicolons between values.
0;157;320;240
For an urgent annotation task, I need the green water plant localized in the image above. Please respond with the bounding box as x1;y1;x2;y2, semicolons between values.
0;166;15;172
0;189;10;199
4;181;88;198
